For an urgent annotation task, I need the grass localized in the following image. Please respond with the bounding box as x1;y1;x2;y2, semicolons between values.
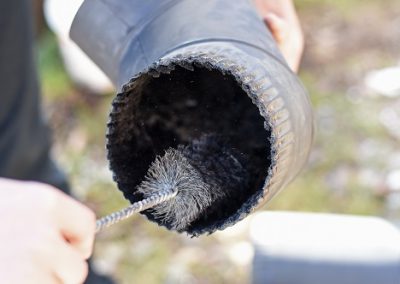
37;32;72;99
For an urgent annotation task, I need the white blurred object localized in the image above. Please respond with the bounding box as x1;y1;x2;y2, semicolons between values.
44;0;113;94
251;211;400;284
386;169;400;192
227;241;254;267
365;65;400;97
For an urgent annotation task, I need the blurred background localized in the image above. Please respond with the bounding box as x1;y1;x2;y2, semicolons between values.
33;0;400;283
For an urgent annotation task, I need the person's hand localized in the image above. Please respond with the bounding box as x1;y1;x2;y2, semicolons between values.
253;0;304;72
0;178;96;284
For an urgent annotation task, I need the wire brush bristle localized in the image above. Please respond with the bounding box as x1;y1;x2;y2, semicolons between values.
138;149;213;231
138;134;250;233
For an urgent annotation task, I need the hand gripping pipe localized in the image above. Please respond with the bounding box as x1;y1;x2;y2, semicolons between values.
71;0;313;235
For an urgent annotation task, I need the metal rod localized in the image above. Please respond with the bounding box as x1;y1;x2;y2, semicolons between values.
95;189;177;233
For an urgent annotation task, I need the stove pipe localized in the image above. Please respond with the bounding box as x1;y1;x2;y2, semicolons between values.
70;0;313;234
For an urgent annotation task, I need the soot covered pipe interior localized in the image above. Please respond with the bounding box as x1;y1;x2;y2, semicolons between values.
107;63;271;235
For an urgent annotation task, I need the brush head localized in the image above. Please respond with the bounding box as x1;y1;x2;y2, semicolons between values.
137;148;212;231
137;134;250;235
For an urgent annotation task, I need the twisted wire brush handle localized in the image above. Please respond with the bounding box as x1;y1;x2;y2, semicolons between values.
96;189;177;233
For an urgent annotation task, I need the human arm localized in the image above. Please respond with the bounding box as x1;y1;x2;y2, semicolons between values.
0;178;96;284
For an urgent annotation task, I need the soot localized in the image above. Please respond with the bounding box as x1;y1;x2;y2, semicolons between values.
107;64;271;234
